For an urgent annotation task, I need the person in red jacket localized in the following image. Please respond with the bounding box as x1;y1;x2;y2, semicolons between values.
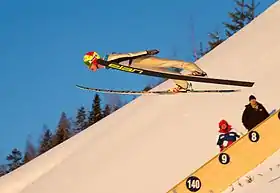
216;119;241;152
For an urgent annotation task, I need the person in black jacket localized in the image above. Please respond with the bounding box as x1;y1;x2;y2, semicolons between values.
242;95;269;131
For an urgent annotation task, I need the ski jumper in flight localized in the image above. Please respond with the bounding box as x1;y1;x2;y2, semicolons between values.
83;49;207;92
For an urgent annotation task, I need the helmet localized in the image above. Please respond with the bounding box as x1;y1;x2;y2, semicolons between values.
83;51;101;68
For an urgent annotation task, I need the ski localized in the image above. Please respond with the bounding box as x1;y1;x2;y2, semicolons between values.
76;84;241;95
97;59;254;87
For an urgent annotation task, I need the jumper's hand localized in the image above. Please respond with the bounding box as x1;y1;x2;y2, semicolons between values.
146;49;159;55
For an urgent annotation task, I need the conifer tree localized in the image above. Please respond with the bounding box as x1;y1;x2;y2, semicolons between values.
39;125;53;155
6;148;23;172
196;42;208;59
0;164;8;177
88;94;102;126
74;106;88;133
223;0;247;37
245;0;260;22
53;112;71;146
223;0;259;37
208;31;225;50
102;104;111;118
111;104;120;112
23;137;37;164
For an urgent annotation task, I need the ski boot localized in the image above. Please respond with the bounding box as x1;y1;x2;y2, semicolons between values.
168;82;193;93
168;86;181;93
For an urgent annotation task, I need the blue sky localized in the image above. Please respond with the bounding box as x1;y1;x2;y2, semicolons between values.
0;0;275;163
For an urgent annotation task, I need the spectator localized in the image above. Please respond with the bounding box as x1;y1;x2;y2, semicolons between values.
216;119;240;152
242;95;269;131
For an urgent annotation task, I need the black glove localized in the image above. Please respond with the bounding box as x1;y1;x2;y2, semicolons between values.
146;49;159;55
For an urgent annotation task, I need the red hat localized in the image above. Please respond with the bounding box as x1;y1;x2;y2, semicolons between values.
218;119;232;133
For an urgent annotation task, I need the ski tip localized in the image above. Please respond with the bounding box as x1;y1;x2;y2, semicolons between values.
76;84;89;90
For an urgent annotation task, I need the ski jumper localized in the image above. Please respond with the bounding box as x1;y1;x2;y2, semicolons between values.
104;50;206;89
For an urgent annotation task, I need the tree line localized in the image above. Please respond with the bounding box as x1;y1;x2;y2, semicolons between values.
0;93;123;177
195;0;260;59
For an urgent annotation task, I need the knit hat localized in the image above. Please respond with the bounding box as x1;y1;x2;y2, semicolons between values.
249;95;256;101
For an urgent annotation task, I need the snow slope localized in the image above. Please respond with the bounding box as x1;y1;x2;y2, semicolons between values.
0;1;279;193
